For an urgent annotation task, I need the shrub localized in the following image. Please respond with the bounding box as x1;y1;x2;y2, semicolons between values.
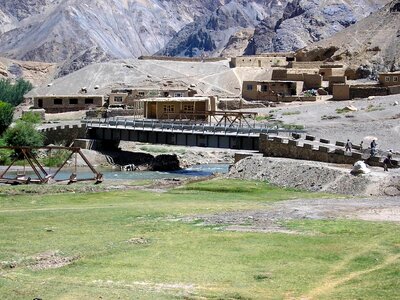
3;120;44;149
0;137;12;165
20;111;42;124
41;149;71;167
0;101;14;134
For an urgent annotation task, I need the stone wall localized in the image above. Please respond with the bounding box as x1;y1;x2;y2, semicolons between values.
350;85;389;98
259;134;399;167
40;124;87;146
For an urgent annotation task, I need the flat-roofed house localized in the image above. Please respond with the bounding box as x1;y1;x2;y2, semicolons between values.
242;81;302;102
109;88;197;107
33;95;104;113
143;96;216;120
379;72;400;87
230;53;295;68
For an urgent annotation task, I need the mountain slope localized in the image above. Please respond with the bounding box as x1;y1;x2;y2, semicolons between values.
297;0;400;77
0;0;392;77
159;0;390;57
0;56;57;86
0;0;219;70
247;0;389;53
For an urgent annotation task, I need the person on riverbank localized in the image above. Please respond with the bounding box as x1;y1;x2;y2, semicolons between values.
370;140;377;157
345;139;352;152
383;150;393;172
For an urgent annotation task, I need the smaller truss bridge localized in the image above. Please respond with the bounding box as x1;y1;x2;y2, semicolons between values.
0;146;103;185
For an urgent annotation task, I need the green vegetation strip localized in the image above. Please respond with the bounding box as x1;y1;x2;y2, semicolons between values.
0;179;399;299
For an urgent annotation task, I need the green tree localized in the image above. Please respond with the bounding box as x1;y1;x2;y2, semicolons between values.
3;120;44;148
0;78;33;106
0;101;14;134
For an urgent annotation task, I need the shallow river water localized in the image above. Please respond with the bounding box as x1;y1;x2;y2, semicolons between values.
1;164;230;182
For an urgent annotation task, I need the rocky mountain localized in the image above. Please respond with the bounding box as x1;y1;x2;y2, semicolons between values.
0;0;220;76
297;0;400;78
160;0;390;57
247;0;389;54
158;0;285;57
0;0;392;77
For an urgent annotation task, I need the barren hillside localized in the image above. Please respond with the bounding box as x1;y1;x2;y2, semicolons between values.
297;0;400;77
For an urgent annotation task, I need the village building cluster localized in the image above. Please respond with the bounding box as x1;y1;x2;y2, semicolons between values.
30;52;400;120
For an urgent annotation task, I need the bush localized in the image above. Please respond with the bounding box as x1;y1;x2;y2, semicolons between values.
0;78;33;106
3;120;44;148
41;149;71;167
0;137;12;165
20;111;42;124
0;101;14;134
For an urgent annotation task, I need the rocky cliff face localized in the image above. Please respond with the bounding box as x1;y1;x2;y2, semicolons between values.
298;0;400;77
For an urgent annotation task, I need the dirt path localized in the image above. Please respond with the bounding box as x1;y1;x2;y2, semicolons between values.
300;252;400;299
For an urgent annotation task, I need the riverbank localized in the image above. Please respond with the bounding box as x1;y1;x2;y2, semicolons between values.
228;156;400;196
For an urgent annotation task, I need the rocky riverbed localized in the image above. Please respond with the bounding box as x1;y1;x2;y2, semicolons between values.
228;156;400;196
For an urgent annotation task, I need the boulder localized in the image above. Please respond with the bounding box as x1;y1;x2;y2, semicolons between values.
351;161;371;175
150;154;180;171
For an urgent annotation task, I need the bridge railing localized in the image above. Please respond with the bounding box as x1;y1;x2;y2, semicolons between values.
82;118;306;136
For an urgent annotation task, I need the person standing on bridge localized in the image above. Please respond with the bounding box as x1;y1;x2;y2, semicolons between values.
345;139;352;152
383;150;394;172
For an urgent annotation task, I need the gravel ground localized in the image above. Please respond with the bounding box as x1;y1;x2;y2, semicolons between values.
229;156;400;196
246;94;400;152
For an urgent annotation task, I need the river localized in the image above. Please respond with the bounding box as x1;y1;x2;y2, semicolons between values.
0;164;230;182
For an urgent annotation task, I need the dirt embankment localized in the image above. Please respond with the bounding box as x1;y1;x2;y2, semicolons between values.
228;156;400;196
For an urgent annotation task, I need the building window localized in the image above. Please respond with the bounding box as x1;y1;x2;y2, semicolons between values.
114;96;123;102
246;84;253;91
54;98;62;105
394;77;398;83
174;92;183;97
183;104;194;112
85;98;94;104
138;92;145;97
261;85;268;92
385;76;391;82
38;99;43;108
69;98;78;105
163;104;175;113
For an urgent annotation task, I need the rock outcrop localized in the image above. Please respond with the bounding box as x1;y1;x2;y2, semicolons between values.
297;0;400;78
0;56;57;86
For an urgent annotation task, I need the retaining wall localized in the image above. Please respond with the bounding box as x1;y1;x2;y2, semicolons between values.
138;56;226;62
40;124;87;146
259;134;398;167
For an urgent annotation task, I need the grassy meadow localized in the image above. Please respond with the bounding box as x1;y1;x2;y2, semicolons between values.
0;179;399;299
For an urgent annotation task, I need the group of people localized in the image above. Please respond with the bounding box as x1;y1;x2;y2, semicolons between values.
345;138;394;172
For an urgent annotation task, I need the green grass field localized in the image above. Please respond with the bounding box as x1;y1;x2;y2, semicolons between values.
0;179;399;299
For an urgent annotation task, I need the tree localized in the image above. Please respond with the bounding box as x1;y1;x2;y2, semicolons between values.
0;78;33;106
3;120;44;148
0;101;14;134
